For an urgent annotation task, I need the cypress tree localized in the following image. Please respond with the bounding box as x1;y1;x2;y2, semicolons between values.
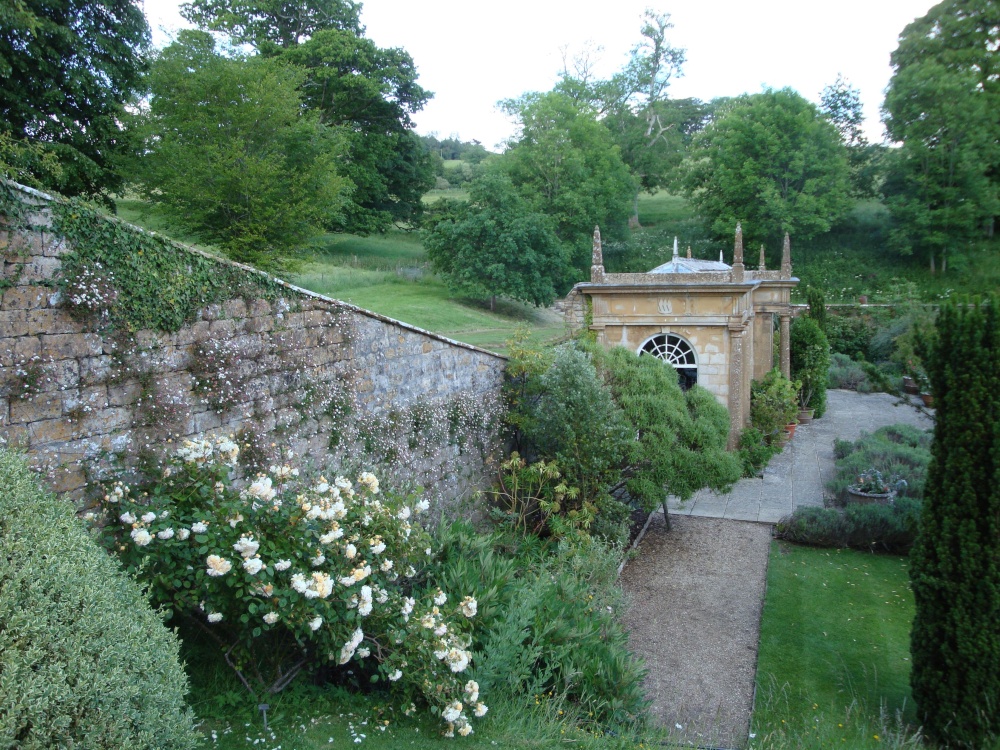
909;296;1000;747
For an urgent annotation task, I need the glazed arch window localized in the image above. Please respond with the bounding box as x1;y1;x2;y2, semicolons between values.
639;333;698;390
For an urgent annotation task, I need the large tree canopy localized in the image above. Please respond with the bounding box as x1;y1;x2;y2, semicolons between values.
0;0;149;198
882;0;1000;270
423;172;568;308
683;88;851;252
181;0;434;234
132;30;349;270
501;91;635;273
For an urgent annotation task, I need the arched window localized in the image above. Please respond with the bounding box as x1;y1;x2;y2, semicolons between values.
639;333;698;390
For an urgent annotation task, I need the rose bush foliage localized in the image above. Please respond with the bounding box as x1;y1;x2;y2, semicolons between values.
94;436;486;737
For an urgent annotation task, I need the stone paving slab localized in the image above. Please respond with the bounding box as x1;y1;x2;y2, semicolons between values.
667;390;932;523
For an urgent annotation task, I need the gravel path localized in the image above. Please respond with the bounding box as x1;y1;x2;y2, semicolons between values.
621;390;932;749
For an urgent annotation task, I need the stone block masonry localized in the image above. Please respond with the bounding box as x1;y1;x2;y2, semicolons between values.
0;182;507;513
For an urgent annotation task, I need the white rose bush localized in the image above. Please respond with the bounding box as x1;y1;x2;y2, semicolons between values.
95;436;486;737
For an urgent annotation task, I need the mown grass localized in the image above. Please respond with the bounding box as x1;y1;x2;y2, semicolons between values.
752;542;919;749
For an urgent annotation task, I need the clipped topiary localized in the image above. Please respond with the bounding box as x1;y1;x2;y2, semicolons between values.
909;297;1000;748
0;448;199;750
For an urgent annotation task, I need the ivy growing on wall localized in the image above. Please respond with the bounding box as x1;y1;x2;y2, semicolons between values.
52;198;283;334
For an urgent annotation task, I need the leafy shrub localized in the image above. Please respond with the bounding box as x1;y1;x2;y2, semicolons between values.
790;315;831;417
426;523;648;726
825;314;874;359
751;369;800;442
826;424;931;503
588;342;740;510
827;352;876;392
737;427;778;477
94;437;487;737
0;448;198;750
774;497;921;553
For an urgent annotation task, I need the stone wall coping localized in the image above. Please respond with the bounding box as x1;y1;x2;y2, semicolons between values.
2;180;507;362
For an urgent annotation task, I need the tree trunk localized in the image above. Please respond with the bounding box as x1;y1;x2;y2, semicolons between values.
930;252;936;275
629;190;641;229
490;295;495;312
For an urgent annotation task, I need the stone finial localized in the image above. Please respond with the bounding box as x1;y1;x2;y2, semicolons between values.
781;232;792;278
758;244;766;271
719;249;724;263
732;222;745;281
734;222;744;265
686;245;692;259
591;225;605;282
672;236;679;260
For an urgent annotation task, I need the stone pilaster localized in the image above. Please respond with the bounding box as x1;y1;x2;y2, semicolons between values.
727;324;746;449
781;232;792;279
780;313;791;379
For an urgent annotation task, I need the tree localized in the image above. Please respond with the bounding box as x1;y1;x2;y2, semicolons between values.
790;315;830;418
423;172;569;309
820;74;882;198
501;91;635;274
0;0;149;198
182;0;434;234
556;11;697;219
683;88;852;252
883;1;1000;271
909;296;1000;748
132;31;349;270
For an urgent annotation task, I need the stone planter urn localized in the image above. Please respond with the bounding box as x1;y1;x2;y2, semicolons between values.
920;392;935;408
847;488;896;505
902;376;920;395
797;408;814;424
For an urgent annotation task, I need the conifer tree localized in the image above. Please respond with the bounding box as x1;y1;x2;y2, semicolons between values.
909;296;1000;747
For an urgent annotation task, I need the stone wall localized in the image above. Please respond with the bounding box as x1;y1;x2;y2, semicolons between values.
0;183;507;512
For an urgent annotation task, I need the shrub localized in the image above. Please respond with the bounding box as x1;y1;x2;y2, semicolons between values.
750;369;800;442
588;342;740;510
826;424;931;504
0;448;198;750
825;314;874;359
775;497;921;553
737;427;778;477
427;523;648;726
94;437;487;737
790;315;831;417
827;352;876;392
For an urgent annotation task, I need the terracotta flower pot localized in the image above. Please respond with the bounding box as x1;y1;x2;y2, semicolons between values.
902;376;920;395
920;392;935;408
785;422;797;439
797;408;814;424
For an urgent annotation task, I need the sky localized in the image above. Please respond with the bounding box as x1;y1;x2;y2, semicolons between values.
142;0;939;150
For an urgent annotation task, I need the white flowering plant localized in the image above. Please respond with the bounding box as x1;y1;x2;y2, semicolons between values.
94;436;486;737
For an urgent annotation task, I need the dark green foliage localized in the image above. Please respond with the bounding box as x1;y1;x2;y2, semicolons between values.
737;427;778;477
750;369;800;441
523;346;633;506
0;0;149;198
132;30;348;270
183;0;434;235
588;343;740;510
827;424;932;504
0;448;199;749
910;297;1000;747
774;497;921;554
52;198;282;334
423;172;570;307
825;314;874;359
426;523;649;726
805;286;827;333
883;0;1000;271
790;315;831;417
683;88;852;251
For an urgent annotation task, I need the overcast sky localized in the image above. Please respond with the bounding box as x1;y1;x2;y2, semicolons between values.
143;0;939;150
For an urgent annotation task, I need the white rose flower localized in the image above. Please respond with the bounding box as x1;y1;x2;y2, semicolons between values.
191;521;208;533
459;596;478;618
156;527;175;540
263;612;279;624
176;528;191;541
388;669;402;681
207;612;223;623
274;559;292;571
130;528;152;546
243;557;264;575
119;511;136;524
309;616;323;631
141;512;156;523
433;589;447;606
206;555;232;577
474;703;488;718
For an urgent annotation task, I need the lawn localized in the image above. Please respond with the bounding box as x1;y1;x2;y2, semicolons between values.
752;542;919;749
